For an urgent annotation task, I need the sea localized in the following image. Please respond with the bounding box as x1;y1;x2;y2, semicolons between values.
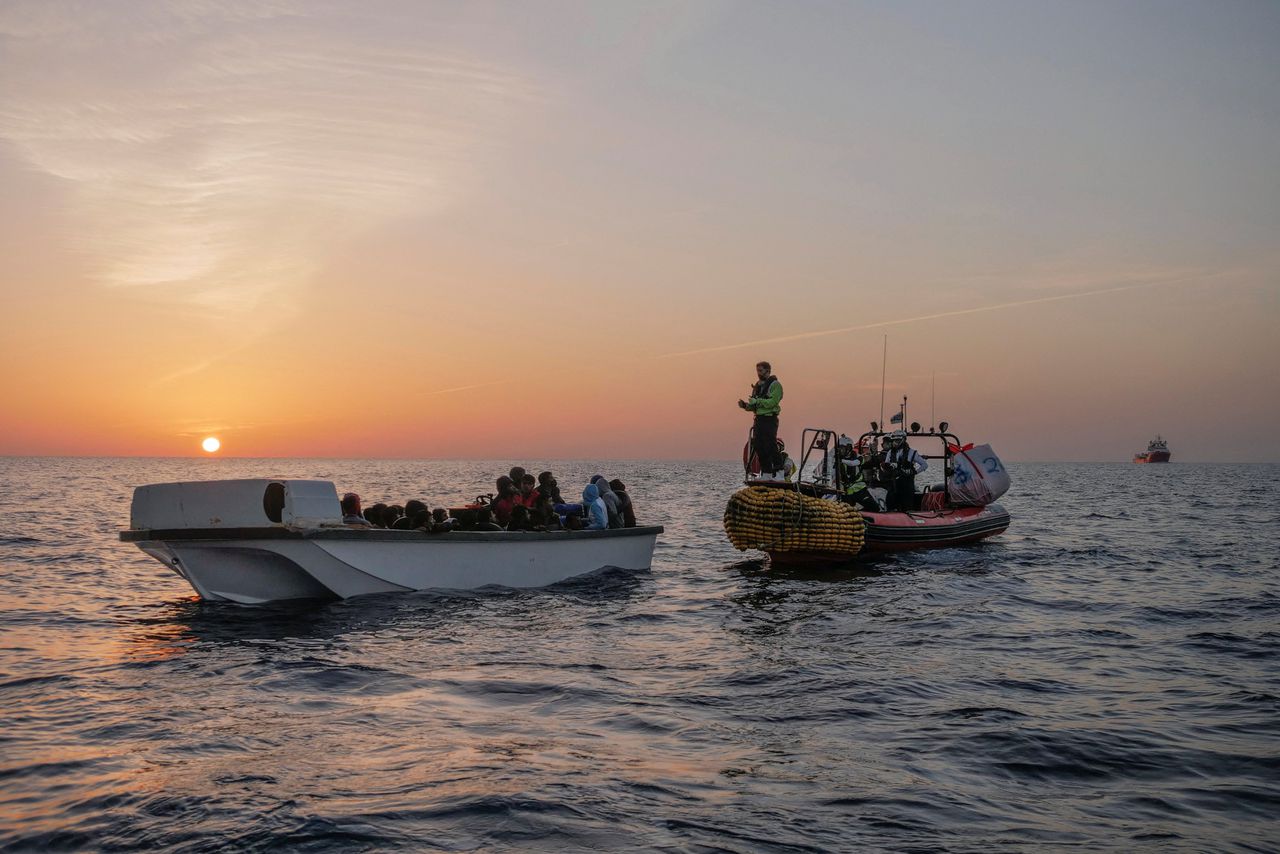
0;457;1276;852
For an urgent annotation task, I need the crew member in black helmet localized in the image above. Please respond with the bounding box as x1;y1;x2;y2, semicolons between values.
738;361;784;478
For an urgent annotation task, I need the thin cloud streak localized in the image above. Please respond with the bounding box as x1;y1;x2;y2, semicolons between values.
0;2;533;314
424;380;509;396
0;1;539;385
655;272;1227;359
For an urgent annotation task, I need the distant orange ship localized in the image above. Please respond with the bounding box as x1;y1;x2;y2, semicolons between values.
1133;435;1172;463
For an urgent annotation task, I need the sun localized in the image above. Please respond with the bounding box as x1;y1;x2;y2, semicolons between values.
201;437;221;454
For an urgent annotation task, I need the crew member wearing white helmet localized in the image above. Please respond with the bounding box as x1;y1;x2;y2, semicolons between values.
879;429;928;511
837;435;880;512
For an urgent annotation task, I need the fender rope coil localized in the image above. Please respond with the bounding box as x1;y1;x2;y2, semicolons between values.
723;487;865;555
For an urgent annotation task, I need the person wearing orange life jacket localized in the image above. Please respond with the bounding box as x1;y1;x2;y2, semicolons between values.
738;361;784;478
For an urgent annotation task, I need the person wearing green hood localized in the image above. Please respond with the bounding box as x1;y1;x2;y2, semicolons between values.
738;360;784;478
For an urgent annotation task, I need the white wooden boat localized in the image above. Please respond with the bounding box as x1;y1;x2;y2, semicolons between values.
120;479;662;604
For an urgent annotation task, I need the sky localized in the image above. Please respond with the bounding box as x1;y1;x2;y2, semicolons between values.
1;0;1277;461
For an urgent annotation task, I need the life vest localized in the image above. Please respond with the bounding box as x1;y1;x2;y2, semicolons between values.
491;494;519;525
749;376;782;417
885;445;923;473
840;458;867;493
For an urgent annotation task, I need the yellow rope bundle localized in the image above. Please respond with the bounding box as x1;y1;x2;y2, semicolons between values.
723;486;865;555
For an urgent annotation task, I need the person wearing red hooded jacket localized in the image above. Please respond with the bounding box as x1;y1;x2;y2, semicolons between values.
490;476;520;527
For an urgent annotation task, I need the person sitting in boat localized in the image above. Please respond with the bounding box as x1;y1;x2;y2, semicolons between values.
805;434;835;486
543;471;583;520
393;499;427;530
508;466;527;491
538;471;563;504
491;476;520;526
465;506;503;531
582;483;608;530
532;492;562;530
609;479;637;528
508;505;535;531
364;502;387;527
836;443;880;512
517;474;540;508
591;475;624;528
381;504;405;529
341;493;374;527
880;430;928;511
428;508;455;533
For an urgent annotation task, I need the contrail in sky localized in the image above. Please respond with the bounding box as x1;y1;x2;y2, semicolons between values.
425;380;510;396
655;272;1222;359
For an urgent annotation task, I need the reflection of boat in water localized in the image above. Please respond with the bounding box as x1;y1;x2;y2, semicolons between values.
726;422;1010;567
121;479;662;604
1133;436;1172;463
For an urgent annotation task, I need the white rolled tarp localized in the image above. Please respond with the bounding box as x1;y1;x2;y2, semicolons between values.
947;444;1011;507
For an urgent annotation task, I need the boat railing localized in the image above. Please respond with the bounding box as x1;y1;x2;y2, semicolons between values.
750;420;972;509
791;423;966;507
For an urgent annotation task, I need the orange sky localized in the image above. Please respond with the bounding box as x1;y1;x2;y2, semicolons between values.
1;2;1277;461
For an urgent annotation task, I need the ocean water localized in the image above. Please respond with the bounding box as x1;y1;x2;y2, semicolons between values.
0;457;1276;852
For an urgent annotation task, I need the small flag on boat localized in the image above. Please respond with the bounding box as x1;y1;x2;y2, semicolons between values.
889;411;904;424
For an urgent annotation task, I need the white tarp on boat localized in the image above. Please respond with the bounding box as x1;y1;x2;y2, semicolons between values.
947;444;1011;507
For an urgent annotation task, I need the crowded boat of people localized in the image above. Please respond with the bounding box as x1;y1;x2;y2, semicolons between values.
338;468;641;535
120;474;662;602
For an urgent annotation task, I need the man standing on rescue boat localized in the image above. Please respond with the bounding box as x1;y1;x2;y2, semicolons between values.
738;361;784;478
880;429;928;511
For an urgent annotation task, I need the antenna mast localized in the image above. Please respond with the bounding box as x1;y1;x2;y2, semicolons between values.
931;372;936;431
879;335;887;428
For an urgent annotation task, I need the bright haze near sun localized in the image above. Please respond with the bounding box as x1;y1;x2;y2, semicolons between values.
0;1;1276;461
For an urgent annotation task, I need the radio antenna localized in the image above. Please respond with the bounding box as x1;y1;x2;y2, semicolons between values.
879;335;887;429
931;371;936;431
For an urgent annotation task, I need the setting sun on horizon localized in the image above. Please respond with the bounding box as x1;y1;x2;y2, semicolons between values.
201;437;221;454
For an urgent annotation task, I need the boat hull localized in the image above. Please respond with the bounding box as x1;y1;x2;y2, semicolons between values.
859;504;1010;553
1133;452;1171;463
124;526;663;604
765;504;1009;566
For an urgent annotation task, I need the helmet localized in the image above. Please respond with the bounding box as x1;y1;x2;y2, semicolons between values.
837;434;853;447
889;429;907;441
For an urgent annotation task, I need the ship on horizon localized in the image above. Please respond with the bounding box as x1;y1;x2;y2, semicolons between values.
1133;435;1172;464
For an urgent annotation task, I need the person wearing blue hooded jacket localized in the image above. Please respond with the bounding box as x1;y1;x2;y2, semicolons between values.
582;483;608;530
